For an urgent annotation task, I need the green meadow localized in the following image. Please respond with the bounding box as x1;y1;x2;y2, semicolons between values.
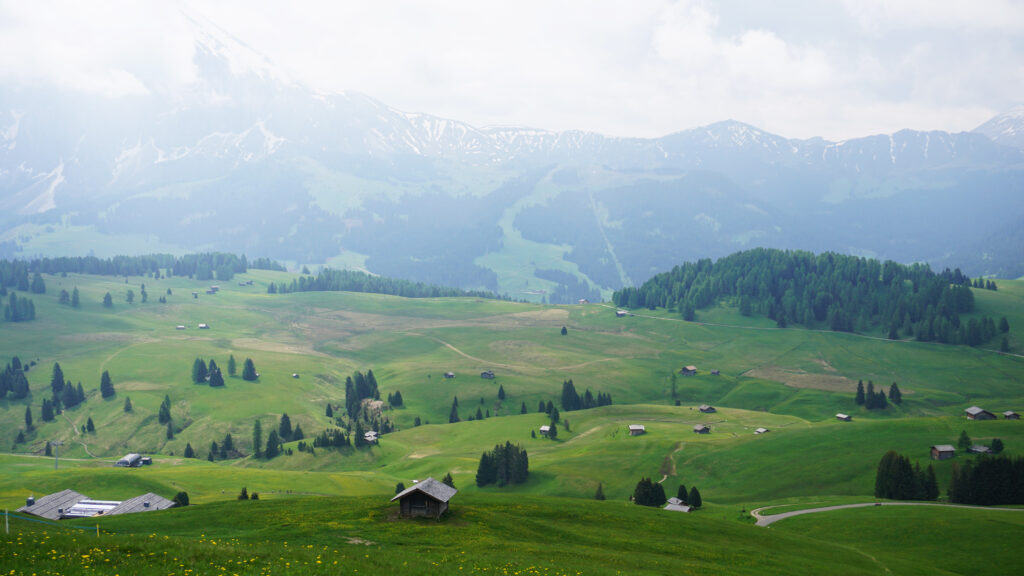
1;271;1023;573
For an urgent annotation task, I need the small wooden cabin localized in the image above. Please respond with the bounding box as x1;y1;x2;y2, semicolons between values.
965;406;996;420
1004;411;1019;420
444;372;456;379
930;444;955;460
480;370;496;379
391;477;457;520
628;424;646;436
681;366;697;376
699;404;716;413
693;424;710;434
539;425;551;437
836;413;852;422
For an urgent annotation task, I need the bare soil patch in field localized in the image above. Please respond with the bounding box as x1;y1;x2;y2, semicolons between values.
744;365;856;392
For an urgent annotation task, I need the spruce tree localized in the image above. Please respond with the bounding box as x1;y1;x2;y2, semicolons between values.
242;358;257;381
498;384;505;400
173;492;190;507
957;430;971;451
265;430;280;458
86;416;95;432
24;405;32;430
227;354;237;377
192;358;207;384
166;421;174;439
16;430;24;443
395;482;405;494
521;402;527;414
561;326;568;335
208;368;224;387
855;380;865;405
688;486;702;508
45;441;52;456
326;404;333;418
100;370;115;398
102;292;113;307
71;287;80;308
594;482;606;500
123;396;132;412
184;442;195;458
238;487;249;500
279;413;292;440
449;398;460;423
888;382;902;404
442;472;455;488
677;484;688;504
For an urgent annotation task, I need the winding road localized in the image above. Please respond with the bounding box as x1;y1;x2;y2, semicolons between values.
751;501;1024;527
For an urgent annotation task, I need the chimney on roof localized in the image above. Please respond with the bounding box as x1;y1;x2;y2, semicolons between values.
26;495;35;507
143;501;150;508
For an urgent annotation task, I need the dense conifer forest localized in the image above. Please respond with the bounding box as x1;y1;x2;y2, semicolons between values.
267;268;505;300
613;248;1000;345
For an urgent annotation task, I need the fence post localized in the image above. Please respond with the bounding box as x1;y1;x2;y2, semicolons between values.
96;524;99;537
5;509;8;534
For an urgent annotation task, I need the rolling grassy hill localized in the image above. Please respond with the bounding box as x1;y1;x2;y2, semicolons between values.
1;270;1022;573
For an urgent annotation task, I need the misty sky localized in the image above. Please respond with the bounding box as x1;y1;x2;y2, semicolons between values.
1;0;1021;140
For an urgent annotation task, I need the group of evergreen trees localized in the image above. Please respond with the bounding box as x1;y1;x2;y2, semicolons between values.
948;456;1024;505
855;380;901;410
632;477;666;507
386;390;404;406
192;355;251;386
345;370;380;419
49;363;86;411
475;441;529;487
266;268;503;300
208;433;242;461
612;248;1003;347
874;451;939;501
0;357;30;399
560;379;612;412
4;291;36;322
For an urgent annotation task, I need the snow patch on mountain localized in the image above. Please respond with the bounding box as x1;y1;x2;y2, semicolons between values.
2;110;23;150
20;162;63;214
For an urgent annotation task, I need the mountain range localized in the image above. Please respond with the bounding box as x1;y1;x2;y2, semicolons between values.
2;22;1023;300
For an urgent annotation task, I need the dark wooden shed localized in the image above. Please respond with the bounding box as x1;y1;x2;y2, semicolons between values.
391;477;457;520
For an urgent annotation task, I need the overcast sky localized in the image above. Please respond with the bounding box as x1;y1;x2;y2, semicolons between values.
1;0;1021;140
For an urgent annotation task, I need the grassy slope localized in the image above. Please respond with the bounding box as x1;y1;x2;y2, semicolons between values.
1;273;1023;573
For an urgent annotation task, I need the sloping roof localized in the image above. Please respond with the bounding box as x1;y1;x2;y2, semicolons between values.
539;425;551;432
390;477;457;503
63;499;121;519
107;492;176;515
754;427;769;434
667;497;683;505
699;404;715;412
932;444;955;452
836;413;851;420
693;424;708;432
16;489;88;520
628;425;646;432
664;503;692;513
1005;411;1019;416
965;406;987;415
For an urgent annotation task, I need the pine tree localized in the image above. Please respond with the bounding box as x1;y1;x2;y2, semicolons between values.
265;430;280;458
208;368;224;387
888;382;902;404
676;484;688;504
76;382;85;404
991;438;1004;453
475;407;484;420
998;316;1010;333
924;464;939;500
45;442;52;456
561;326;568;335
158;395;172;424
184;443;195;458
279;413;292;440
595;482;606;500
521;402;527;414
442;472;455;488
238;487;249;500
71;287;80;308
102;292;113;307
449;398;460;423
395;482;406;494
30;272;46;294
855;380;865;405
227;354;237;377
123;396;132;412
40;399;53;421
24;405;32;430
166;421;174;439
100;370;115;398
688;486;702;508
50;363;65;395
325;404;333;418
173;491;190;507
86;416;95;432
242;358;257;381
192;358;208;384
547;419;558;439
16;430;24;443
498;384;505;400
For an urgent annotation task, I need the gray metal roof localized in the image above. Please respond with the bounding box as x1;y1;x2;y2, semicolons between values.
965;406;987;415
664;503;692;512
390;477;457;503
16;489;87;520
108;492;176;515
932;444;955;452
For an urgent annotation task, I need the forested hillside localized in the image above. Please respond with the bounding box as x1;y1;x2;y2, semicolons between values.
614;249;1005;346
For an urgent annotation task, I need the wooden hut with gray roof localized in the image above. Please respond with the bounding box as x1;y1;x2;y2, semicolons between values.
391;477;457;519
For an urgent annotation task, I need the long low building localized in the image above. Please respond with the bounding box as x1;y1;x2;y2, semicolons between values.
17;489;175;520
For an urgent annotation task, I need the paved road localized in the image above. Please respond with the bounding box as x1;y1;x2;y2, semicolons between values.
751;502;1024;527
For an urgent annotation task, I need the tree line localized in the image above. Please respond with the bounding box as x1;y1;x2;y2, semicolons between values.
0;357;31;399
475;441;529;487
855;380;901;410
560;379;612;412
266;268;506;300
948;456;1024;505
612;248;1004;347
0;252;274;281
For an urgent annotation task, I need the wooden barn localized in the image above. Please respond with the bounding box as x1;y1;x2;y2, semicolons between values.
391;477;457;520
628;424;646;436
699;404;716;413
680;366;697;376
693;424;710;434
930;444;955;460
1004;411;1020;420
836;413;852;422
965;406;996;420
